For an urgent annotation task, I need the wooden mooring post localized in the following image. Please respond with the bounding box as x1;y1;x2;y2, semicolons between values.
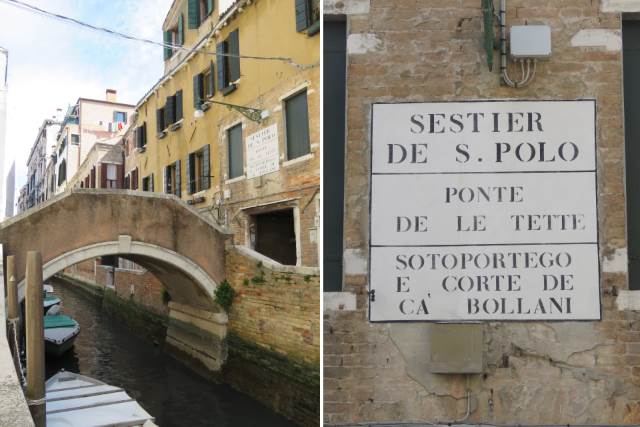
25;251;45;427
6;255;19;322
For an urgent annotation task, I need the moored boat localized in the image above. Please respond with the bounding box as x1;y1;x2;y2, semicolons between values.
44;315;80;356
43;283;61;316
46;370;156;427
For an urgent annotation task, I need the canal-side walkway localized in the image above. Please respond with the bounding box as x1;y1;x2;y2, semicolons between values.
0;246;34;426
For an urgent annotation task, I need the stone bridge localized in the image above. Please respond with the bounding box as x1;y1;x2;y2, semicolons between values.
0;189;233;373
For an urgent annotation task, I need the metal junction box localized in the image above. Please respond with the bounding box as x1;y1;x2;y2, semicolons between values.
510;25;552;59
429;324;484;374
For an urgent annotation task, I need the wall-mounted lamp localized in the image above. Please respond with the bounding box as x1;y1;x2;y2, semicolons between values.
194;100;268;123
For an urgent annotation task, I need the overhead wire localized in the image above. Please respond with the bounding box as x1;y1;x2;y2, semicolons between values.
0;0;317;69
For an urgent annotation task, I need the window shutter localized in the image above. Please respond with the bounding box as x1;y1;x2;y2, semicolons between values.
176;90;183;121
295;0;310;32
133;168;138;190
116;165;123;188
228;125;243;179
207;0;214;15
228;30;240;82
164;166;170;194
208;61;216;97
175;160;181;197
203;144;211;189
100;163;108;188
163;30;173;60
193;74;202;108
178;14;185;45
286;91;311;159
125;175;130;190
156;109;163;133
165;96;175;125
151;174;154;192
217;43;226;90
142;122;147;145
188;0;200;29
186;153;193;194
90;167;96;188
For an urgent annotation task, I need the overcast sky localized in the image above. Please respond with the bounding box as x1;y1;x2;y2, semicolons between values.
0;0;174;199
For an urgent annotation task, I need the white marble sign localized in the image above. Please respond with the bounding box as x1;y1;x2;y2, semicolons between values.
246;124;279;179
369;100;600;322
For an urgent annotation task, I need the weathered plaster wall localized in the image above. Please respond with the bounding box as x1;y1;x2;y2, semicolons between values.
324;0;640;424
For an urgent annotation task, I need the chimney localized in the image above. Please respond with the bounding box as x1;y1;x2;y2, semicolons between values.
106;89;117;103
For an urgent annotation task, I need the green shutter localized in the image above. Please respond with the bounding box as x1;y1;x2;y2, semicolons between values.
208;61;216;97
188;0;201;29
203;145;211;189
165;96;175;125
295;0;310;32
228;125;243;179
228;30;240;82
186;153;194;194
142;122;147;145
286;91;311;159
175;90;183;121
175;160;181;197
193;74;202;108
216;43;226;90
156;109;163;133
164;166;170;194
178;14;184;46
163;30;172;60
207;0;214;15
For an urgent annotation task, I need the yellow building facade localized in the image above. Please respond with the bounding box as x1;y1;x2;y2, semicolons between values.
127;0;320;267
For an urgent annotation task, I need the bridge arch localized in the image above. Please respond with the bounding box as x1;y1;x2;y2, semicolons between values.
0;189;232;311
15;240;219;309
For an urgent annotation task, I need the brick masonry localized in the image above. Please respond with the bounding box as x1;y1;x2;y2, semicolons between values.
224;246;320;426
324;0;640;425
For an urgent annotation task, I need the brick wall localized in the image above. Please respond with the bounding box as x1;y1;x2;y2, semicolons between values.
324;0;640;425
64;260;169;318
225;245;320;365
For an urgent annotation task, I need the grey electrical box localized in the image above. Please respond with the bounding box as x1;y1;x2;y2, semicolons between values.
510;25;552;59
429;324;483;374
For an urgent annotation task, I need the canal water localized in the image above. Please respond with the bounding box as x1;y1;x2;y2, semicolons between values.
45;278;296;427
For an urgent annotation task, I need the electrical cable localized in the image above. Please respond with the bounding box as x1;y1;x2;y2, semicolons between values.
0;0;316;69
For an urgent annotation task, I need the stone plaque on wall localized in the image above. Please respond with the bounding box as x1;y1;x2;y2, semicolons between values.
369;100;600;322
246;124;280;179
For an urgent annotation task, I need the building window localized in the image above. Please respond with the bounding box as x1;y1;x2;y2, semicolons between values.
217;30;240;95
106;164;118;188
57;160;66;186
130;168;139;190
70;134;79;144
163;14;184;60
136;123;147;148
295;0;320;34
163;91;183;129
227;124;244;179
142;174;154;192
193;62;216;109
187;145;210;194
164;160;181;197
157;106;166;133
285;90;311;160
114;111;127;124
250;209;297;265
59;136;67;156
188;0;214;29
